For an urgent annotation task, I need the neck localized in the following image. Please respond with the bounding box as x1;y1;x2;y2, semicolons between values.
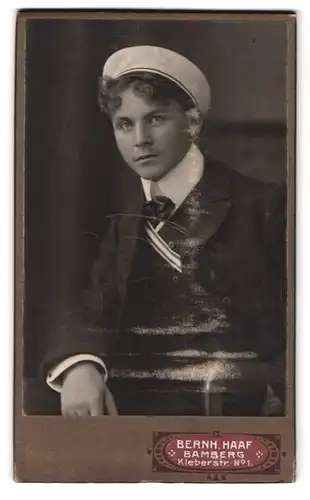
141;143;204;207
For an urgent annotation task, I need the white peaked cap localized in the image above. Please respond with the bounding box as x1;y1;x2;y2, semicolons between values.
102;45;211;115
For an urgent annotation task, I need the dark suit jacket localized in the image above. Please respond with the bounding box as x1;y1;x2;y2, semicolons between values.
42;155;286;408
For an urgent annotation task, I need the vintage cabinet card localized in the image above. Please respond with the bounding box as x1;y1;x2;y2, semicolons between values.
14;10;295;482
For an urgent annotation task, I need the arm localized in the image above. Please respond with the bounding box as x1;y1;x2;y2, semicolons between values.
257;183;287;406
225;181;287;414
41;218;121;415
42;217;120;372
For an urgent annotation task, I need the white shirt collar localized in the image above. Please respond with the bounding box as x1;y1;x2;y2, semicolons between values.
141;143;204;208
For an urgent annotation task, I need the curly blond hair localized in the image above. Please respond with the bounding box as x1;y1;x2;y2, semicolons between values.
98;72;196;116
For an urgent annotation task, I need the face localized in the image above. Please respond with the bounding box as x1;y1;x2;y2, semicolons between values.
111;85;193;181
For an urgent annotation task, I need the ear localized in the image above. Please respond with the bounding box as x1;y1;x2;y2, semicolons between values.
185;107;203;141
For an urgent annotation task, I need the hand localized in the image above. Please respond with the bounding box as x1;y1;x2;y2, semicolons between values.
61;362;117;417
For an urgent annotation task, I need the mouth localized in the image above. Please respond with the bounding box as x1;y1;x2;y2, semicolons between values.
134;154;158;163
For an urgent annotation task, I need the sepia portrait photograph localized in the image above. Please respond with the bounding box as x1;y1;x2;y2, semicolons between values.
14;10;295;482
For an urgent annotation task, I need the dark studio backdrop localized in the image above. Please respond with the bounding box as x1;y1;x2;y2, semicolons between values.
23;18;288;400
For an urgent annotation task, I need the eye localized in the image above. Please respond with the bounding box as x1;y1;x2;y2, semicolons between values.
115;119;133;132
149;115;166;125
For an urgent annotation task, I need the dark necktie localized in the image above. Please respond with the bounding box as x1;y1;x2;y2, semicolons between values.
143;195;175;223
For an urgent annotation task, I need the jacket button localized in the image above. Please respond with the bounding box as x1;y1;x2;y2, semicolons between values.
173;275;179;283
169;241;175;249
222;296;231;306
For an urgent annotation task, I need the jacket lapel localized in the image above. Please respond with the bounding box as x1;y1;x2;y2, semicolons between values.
160;156;233;258
184;157;232;246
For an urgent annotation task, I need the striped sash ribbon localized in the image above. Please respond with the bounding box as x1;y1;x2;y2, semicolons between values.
144;220;182;273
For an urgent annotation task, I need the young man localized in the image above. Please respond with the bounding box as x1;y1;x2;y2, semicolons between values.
42;46;286;417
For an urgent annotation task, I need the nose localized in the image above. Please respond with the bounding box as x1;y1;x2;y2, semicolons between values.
134;122;152;147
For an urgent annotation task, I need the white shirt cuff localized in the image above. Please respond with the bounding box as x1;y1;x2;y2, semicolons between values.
46;354;108;393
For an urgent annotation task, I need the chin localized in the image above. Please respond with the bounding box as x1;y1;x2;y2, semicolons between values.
131;164;165;181
142;171;163;181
